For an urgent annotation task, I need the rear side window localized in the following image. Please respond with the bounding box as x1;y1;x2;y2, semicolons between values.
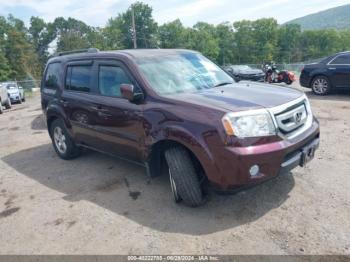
44;62;60;89
66;65;92;92
98;66;131;97
330;55;350;65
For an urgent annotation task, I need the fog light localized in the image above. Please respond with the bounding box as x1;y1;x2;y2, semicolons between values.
249;165;260;177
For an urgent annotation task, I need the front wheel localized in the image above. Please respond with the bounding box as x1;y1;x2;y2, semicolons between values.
5;99;11;109
164;147;204;207
50;119;81;160
311;76;331;95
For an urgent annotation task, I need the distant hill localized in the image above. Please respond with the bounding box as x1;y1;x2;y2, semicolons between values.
285;4;350;30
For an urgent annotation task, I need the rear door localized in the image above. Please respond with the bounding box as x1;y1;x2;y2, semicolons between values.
328;54;350;88
61;60;102;146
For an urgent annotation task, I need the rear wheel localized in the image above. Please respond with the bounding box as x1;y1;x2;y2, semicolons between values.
50;119;81;160
164;146;204;207
311;76;331;95
0;102;3;114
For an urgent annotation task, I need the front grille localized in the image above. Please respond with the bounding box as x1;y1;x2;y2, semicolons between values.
275;103;307;134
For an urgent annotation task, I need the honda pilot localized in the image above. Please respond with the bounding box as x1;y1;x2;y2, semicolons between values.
41;49;320;207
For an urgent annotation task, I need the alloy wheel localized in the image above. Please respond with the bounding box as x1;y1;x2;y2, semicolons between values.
53;126;67;154
313;78;328;95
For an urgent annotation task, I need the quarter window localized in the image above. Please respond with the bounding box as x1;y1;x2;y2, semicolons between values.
44;62;60;89
330;55;350;65
98;66;131;97
66;65;92;92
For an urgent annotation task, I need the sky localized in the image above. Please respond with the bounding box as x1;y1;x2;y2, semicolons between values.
0;0;349;27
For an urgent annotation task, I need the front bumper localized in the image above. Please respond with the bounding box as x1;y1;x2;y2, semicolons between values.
8;93;21;102
208;118;320;191
241;74;265;82
299;73;311;88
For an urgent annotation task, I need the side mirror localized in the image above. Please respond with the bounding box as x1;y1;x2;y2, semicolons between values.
120;84;143;102
19;86;23;89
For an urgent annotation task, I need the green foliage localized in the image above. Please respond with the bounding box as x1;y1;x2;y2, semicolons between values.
158;19;187;48
0;51;11;81
108;2;158;49
1;2;350;83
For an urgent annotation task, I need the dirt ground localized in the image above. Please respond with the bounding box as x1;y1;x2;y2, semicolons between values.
0;84;349;255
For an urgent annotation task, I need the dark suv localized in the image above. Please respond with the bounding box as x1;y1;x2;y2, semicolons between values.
41;49;320;207
300;51;350;95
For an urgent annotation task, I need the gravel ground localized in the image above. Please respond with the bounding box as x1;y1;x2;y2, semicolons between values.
0;84;349;255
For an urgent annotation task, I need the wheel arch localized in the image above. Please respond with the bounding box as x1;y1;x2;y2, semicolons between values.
147;139;208;183
46;106;72;138
310;74;331;88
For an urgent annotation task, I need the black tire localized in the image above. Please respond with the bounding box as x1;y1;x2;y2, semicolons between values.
0;103;3;114
18;98;22;104
50;119;81;160
311;76;331;95
5;99;11;109
22;95;25;102
164;146;203;207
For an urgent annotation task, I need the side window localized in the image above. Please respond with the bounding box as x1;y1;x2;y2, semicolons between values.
98;66;132;97
330;55;350;65
44;62;60;89
66;65;92;92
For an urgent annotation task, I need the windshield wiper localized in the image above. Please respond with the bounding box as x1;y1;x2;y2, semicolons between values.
213;82;234;88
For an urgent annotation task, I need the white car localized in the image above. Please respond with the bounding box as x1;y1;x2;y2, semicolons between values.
3;82;25;104
0;83;12;114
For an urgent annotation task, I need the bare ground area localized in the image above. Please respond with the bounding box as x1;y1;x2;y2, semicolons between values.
0;85;349;255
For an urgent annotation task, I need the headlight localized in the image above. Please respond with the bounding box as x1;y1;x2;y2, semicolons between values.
222;109;276;138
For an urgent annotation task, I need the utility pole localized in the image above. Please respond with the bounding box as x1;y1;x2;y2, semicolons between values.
132;7;137;49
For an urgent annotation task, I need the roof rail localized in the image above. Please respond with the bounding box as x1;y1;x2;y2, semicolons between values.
57;48;100;56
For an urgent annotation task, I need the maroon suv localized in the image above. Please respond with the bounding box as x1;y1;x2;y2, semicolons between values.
41;49;320;206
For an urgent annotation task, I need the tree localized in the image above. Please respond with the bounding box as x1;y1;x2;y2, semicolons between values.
186;22;220;62
233;20;255;63
276;24;302;63
104;17;126;50
3;15;40;80
215;22;235;65
29;17;56;68
0;51;11;81
111;2;158;48
158;19;186;48
54;17;92;52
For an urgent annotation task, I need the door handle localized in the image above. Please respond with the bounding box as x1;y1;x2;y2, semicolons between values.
92;105;112;118
328;67;336;70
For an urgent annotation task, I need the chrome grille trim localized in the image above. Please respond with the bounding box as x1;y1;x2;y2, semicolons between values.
275;104;307;133
267;94;313;139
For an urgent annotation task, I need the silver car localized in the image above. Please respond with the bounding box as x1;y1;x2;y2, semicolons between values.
0;83;12;114
3;82;25;104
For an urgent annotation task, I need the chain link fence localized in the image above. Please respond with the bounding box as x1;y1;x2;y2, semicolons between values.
246;64;304;76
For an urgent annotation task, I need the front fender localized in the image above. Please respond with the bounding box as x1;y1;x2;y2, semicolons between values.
147;124;221;182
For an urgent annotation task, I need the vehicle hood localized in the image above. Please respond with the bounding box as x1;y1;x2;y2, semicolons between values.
166;82;303;112
7;88;19;94
238;69;264;75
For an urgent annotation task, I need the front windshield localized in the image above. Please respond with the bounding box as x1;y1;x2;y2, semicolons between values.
136;52;233;95
6;84;17;89
233;65;251;70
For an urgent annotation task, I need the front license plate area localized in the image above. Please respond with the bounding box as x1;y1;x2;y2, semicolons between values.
300;139;319;167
